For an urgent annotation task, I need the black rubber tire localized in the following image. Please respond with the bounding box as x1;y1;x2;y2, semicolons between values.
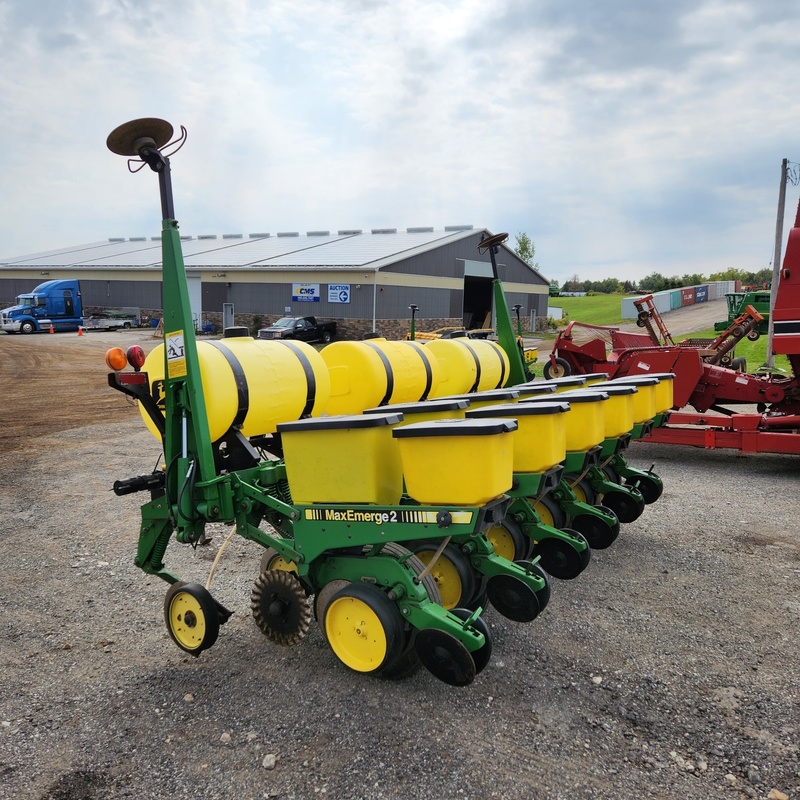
731;356;746;372
324;582;405;675
163;581;220;656
746;329;760;341
543;357;571;379
20;321;35;334
321;331;333;344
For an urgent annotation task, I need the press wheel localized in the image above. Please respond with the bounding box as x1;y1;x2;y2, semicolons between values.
251;569;312;646
324;583;405;674
163;582;220;656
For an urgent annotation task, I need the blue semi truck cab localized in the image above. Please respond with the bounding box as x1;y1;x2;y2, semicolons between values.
0;279;84;333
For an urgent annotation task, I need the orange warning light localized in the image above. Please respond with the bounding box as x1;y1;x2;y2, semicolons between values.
105;347;128;371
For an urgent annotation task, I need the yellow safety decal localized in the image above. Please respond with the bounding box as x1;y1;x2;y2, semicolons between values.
166;331;187;378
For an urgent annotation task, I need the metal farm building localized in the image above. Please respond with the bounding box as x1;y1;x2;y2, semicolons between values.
0;226;549;336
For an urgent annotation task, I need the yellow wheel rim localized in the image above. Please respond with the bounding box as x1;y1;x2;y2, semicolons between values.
167;591;207;651
325;595;388;672
266;554;296;572
486;523;516;560
571;482;588;503
414;550;463;610
532;498;556;527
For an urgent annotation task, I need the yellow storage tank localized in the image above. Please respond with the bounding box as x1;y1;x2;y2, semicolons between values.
425;338;510;397
140;335;331;442
603;376;659;422
392;418;517;505
521;391;608;452
466;401;569;473
277;412;404;505
638;372;676;412
321;339;440;415
364;398;470;425
560;385;637;439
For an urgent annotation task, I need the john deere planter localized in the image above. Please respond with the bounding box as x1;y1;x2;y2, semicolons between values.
105;118;549;687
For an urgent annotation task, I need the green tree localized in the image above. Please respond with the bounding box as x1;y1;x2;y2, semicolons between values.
514;232;539;269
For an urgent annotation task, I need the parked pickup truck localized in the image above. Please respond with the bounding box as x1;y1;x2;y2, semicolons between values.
258;316;336;343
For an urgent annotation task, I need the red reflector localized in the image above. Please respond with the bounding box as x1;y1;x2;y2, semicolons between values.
115;372;148;385
105;347;128;371
127;345;147;371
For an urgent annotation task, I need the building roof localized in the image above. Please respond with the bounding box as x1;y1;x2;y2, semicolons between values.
0;226;492;272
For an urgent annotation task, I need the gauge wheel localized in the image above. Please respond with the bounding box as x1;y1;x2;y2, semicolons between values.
163;582;220;656
324;583;405;674
566;474;597;506
635;473;664;505
411;542;476;610
259;546;297;575
601;463;622;485
543;357;571;379
485;517;531;561
746;329;760;341
451;608;492;675
532;493;568;530
533;533;590;580
601;489;645;523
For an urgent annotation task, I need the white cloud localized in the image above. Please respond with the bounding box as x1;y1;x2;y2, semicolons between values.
1;0;800;284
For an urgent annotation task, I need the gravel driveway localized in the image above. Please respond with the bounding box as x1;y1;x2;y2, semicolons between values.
1;326;798;800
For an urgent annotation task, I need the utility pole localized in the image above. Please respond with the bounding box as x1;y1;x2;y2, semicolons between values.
765;158;788;369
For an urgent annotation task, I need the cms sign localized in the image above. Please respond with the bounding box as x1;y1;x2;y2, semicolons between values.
292;283;320;302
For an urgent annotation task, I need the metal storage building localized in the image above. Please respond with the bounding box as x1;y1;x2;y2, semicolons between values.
0;226;549;332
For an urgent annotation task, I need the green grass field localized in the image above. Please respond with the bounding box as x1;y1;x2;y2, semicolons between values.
549;293;630;325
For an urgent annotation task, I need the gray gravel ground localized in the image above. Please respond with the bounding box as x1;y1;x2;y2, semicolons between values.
2;323;799;800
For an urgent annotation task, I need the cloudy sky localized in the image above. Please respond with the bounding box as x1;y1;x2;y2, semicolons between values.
2;0;800;284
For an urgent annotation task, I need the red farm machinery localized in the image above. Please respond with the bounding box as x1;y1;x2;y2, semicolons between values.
543;210;800;455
